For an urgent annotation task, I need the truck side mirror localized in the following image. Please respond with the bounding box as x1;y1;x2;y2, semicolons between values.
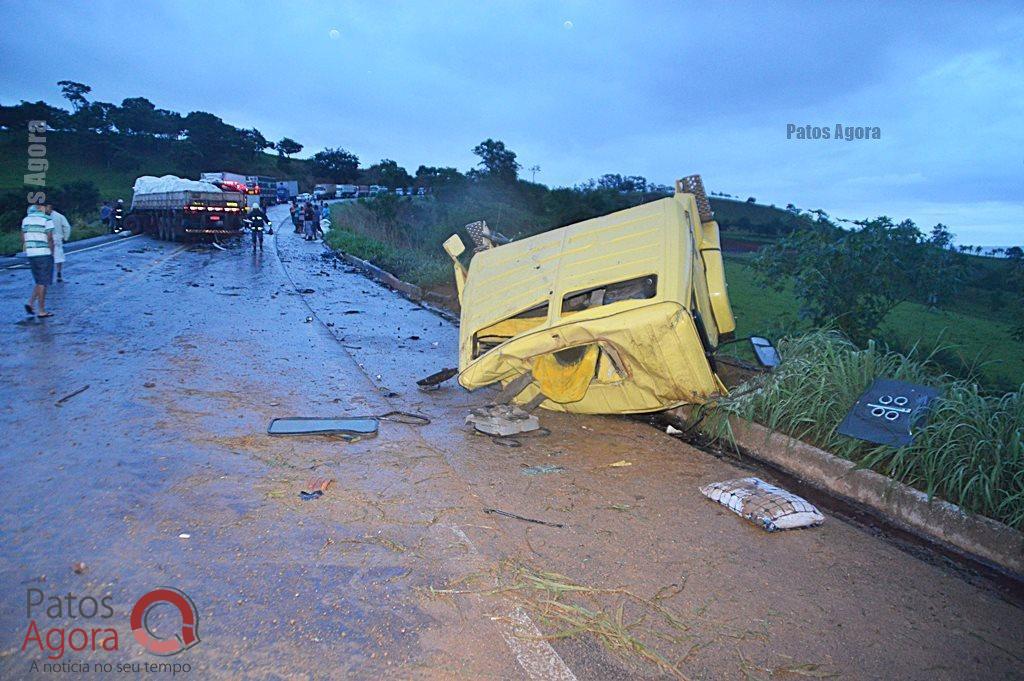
750;336;780;368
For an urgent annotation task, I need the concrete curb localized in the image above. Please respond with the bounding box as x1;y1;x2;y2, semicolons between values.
1;232;134;268
714;415;1024;578
331;249;460;324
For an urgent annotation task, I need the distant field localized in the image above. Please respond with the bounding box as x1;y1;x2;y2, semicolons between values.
723;255;1024;390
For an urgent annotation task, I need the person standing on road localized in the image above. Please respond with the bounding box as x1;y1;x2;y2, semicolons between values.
302;202;317;241
44;203;71;282
317;203;329;239
21;205;55;317
247;205;268;252
99;201;112;231
112;199;125;233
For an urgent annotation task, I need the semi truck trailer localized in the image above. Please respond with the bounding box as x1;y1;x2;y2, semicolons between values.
129;178;247;241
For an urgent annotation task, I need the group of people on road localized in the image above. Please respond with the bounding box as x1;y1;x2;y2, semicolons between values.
290;200;330;241
21;202;72;318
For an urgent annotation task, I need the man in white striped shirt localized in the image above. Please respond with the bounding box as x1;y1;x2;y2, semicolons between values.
21;204;55;317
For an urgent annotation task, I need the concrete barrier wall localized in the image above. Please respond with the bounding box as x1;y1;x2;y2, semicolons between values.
721;416;1024;578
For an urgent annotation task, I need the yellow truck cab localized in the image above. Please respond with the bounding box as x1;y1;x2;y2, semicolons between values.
443;175;736;414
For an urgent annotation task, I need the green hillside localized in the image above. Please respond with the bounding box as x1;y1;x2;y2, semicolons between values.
0;131;313;200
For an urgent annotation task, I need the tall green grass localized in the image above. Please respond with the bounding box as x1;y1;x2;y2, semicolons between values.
706;331;1024;529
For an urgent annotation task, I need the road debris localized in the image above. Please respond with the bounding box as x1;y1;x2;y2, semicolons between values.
483;508;564;528
417;367;458;390
55;385;90;406
837;377;940;447
71;562;87;574
178;533;191;539
143;382;156;388
303;476;335;495
268;417;380;439
607;460;632;468
268;410;428;440
466;404;540;437
700;477;824;531
521;464;564;476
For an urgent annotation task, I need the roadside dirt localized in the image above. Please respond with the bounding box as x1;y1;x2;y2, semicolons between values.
0;209;1020;679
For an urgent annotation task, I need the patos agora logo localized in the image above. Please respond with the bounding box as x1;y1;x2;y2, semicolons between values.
22;586;200;662
130;587;201;656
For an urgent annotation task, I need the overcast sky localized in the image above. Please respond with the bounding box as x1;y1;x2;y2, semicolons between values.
2;1;1021;245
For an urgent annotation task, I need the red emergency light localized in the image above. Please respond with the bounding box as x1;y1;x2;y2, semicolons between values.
219;180;248;193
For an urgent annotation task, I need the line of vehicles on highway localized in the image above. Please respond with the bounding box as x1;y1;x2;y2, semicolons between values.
309;183;428;201
120;172;427;242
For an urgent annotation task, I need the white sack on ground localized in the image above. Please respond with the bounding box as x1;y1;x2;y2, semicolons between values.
700;477;824;531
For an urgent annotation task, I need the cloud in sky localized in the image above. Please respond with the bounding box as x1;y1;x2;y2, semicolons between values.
1;1;1020;244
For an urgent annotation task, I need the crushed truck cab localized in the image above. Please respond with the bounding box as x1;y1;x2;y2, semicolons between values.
443;175;736;414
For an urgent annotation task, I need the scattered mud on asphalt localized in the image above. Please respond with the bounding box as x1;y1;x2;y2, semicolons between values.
0;208;1021;679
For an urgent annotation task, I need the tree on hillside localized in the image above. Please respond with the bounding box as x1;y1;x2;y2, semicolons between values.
1006;246;1024;261
240;128;273;157
755;217;963;344
57;80;91;112
929;223;954;250
180;111;269;168
471;139;520;182
71;101;116;135
311;147;359;182
277;137;303;159
415;165;464;192
0;100;69;131
361;159;412;189
111;97;157;135
596;174;648;193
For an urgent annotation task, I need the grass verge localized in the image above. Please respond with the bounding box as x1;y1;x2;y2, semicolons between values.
0;219;108;257
705;331;1024;530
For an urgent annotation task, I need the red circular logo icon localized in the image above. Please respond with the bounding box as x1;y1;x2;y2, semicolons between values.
129;588;200;656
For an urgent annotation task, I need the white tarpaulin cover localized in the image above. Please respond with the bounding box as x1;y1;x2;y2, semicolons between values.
132;175;222;195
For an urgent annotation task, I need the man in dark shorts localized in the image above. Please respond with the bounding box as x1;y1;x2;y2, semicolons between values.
21;204;55;317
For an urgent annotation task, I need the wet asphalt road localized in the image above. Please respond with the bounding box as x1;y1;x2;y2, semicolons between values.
1;206;1022;680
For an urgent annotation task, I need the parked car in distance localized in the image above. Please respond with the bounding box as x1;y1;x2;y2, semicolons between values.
296;192;313;202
